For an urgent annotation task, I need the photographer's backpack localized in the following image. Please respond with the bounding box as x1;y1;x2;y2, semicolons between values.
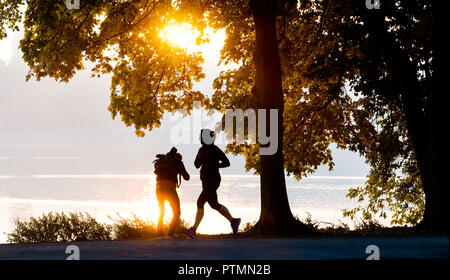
153;149;182;187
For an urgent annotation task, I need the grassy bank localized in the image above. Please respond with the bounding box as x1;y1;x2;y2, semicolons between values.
6;211;435;244
6;212;191;243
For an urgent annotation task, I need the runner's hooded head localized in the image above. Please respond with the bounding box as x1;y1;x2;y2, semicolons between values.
200;129;216;146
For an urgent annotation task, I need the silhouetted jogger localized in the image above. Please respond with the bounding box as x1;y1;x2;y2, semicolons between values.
154;147;190;238
184;129;241;238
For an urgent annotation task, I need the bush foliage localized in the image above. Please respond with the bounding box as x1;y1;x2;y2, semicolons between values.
7;212;189;243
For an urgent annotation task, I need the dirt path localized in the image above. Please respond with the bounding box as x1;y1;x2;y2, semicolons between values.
0;236;448;260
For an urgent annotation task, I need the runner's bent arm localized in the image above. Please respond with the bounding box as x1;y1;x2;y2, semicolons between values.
194;149;202;169
179;161;190;181
217;148;230;168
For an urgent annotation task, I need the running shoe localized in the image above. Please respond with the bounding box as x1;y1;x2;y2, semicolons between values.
231;218;241;235
184;227;197;239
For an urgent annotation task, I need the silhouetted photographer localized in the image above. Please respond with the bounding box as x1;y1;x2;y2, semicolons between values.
154;147;190;238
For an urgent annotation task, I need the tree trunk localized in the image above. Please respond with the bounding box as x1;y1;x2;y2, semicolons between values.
424;1;448;232
250;0;309;234
364;10;448;232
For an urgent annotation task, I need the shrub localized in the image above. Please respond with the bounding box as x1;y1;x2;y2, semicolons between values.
354;218;383;232
7;212;191;243
109;214;158;240
7;212;111;243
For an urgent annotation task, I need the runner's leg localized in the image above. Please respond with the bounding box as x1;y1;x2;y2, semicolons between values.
217;205;233;222
192;190;207;230
167;189;180;237
206;176;234;222
156;189;165;236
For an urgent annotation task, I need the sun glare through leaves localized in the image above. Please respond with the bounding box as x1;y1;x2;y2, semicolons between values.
158;22;226;64
159;23;199;51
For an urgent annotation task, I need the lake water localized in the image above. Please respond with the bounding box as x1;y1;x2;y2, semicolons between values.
0;168;370;243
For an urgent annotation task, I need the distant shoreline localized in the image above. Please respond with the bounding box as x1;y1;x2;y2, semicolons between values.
0;173;366;180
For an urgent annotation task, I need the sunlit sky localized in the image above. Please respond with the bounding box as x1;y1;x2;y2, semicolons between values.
0;25;369;177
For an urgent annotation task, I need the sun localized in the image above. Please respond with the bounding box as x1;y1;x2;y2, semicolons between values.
158;22;227;65
159;23;199;51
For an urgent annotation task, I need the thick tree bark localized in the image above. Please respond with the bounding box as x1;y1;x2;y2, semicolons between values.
249;0;309;234
364;10;448;232
426;2;448;232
